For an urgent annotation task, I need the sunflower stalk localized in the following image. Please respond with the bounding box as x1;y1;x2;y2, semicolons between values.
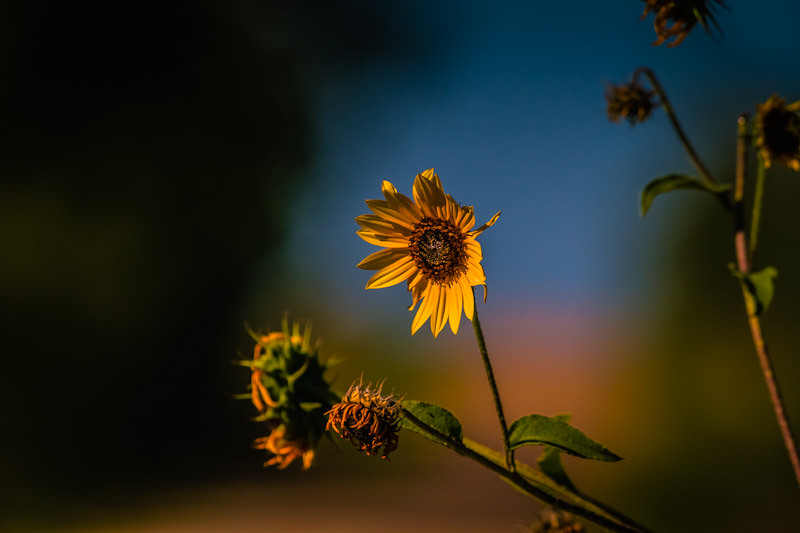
733;115;800;489
471;292;514;471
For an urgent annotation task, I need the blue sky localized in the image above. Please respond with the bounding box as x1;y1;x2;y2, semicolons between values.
267;2;800;328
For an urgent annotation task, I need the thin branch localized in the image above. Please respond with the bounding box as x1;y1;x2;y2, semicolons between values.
733;114;800;489
636;67;717;185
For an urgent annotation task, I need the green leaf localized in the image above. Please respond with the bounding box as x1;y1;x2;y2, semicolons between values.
535;414;576;490
538;446;576;491
640;173;731;217
729;264;778;315
400;400;463;446
508;414;621;461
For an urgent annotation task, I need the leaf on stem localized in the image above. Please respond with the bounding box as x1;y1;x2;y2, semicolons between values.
508;414;621;461
464;438;649;532
538;446;577;491
729;264;778;315
640;173;731;217
400;400;464;445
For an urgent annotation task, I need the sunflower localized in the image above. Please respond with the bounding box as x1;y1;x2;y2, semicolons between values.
755;94;800;172
356;169;500;337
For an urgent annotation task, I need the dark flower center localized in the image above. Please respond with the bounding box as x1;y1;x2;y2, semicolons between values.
408;217;467;285
763;108;800;155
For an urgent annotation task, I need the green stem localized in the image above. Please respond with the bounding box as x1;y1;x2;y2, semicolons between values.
636;67;717;185
471;290;514;471
733;114;800;490
748;152;767;263
400;408;648;533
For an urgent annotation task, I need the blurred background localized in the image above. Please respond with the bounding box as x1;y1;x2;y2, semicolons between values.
3;1;800;531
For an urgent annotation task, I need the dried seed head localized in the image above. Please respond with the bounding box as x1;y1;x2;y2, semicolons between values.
755;94;800;172
606;78;658;126
641;0;726;47
326;378;403;459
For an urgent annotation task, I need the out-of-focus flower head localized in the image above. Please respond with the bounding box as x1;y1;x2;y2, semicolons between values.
243;318;338;469
641;0;727;47
356;168;500;337
529;511;585;533
606;76;658;126
755;94;800;172
326;378;403;459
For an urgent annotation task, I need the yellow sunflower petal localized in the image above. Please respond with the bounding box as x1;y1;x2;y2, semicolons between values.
382;181;422;221
356;230;410;248
431;283;448;337
406;268;425;293
411;283;437;334
471;210;501;236
459;276;475;320
357;248;409;270
448;282;463;335
466;261;487;286
440;193;460;222
454;205;476;231
365;256;417;289
366;199;415;231
356;214;410;236
408;276;427;311
413;169;447;217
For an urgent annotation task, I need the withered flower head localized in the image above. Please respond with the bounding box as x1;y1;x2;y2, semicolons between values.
606;78;658;126
326;378;403;459
530;511;585;533
242;318;339;470
641;0;727;47
755;94;800;172
253;424;315;470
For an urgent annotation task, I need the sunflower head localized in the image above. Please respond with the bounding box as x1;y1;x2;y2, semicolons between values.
755;95;800;172
356;169;500;337
325;378;403;460
606;78;658;126
641;0;726;47
242;318;339;469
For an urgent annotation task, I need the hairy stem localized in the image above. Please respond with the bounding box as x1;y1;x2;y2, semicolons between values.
748;152;767;263
734;114;800;489
636;67;716;185
471;292;514;471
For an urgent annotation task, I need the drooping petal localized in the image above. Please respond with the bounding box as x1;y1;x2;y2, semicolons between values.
447;282;463;335
459;275;474;320
406;268;425;293
431;283;448;337
466;260;486;286
408;277;428;311
365;256;417;289
411;283;437;334
471;210;501;236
